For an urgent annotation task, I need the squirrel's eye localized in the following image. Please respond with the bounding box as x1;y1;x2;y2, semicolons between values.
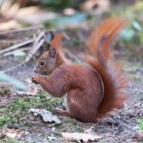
40;60;46;66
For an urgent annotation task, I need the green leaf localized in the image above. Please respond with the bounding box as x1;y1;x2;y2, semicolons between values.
119;28;135;41
132;20;142;31
0;72;27;90
45;13;87;28
137;119;143;130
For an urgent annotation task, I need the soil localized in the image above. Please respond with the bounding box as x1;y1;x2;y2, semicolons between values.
0;29;143;143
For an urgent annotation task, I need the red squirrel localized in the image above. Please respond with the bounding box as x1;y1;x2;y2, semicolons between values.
31;18;127;123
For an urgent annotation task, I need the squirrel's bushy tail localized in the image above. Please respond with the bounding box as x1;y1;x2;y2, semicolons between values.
84;18;127;117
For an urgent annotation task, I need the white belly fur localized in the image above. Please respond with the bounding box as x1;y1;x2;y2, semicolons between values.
63;94;69;112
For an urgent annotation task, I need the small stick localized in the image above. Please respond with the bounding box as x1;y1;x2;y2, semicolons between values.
3;47;29;56
3;32;45;72
64;48;81;63
25;31;45;62
33;31;45;47
25;38;44;62
0;39;25;44
3;62;25;72
63;32;70;40
0;25;44;36
0;39;34;55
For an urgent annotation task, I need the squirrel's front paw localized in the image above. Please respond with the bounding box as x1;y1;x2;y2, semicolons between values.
31;76;39;84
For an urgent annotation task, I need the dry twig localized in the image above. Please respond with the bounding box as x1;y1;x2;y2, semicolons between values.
2;31;45;72
0;39;34;55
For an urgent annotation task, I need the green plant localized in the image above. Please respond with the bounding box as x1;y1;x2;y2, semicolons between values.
137;119;143;130
0;91;62;128
0;116;10;127
1;137;23;143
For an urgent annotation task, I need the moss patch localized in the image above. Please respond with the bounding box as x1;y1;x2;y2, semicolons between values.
0;91;62;129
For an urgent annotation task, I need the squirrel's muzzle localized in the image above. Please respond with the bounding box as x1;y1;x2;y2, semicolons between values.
33;66;39;73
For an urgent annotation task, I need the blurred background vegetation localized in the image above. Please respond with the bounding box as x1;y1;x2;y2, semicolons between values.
0;0;143;59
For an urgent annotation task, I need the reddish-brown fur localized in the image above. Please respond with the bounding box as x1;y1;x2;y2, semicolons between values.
32;18;127;123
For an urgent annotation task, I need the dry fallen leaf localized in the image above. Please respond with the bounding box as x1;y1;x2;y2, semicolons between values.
81;0;110;15
133;130;143;141
2;128;24;138
61;132;102;142
16;85;38;95
29;108;61;124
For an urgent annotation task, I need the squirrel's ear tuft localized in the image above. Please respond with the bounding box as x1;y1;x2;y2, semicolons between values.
49;48;57;59
50;33;63;48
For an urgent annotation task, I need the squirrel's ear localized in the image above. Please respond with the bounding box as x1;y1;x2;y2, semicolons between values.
49;48;57;59
50;33;63;48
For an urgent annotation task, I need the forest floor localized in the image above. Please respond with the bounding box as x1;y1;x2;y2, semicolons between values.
0;19;143;143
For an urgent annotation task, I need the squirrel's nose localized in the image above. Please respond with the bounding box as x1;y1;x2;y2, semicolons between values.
33;66;38;73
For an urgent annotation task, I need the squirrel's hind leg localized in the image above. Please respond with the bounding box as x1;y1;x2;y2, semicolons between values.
54;108;73;118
